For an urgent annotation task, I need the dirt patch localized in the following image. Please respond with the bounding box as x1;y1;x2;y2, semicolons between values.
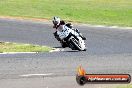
0;16;50;22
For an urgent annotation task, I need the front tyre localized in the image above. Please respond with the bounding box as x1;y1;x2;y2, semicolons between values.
70;38;82;51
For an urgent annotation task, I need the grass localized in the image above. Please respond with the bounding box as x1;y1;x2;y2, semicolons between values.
0;0;132;26
0;42;52;53
115;84;132;88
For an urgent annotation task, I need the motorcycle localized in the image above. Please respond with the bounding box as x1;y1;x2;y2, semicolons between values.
57;25;86;51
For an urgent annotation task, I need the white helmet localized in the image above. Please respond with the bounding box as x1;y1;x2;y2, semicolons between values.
52;16;60;25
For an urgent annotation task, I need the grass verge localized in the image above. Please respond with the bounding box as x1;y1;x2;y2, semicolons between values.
115;84;132;88
0;42;52;53
0;0;131;27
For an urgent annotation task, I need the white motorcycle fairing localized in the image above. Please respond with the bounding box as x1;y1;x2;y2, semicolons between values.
57;25;86;51
57;25;78;40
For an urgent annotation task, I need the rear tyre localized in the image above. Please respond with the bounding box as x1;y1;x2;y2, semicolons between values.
60;41;68;48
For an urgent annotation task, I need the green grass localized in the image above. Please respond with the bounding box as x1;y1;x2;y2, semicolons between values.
0;0;132;26
0;42;52;52
115;84;132;88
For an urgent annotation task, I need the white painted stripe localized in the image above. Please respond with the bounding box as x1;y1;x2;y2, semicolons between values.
20;73;53;77
79;24;132;29
49;48;64;52
0;52;37;54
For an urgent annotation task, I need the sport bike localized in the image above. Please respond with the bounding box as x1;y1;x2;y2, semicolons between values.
57;26;86;51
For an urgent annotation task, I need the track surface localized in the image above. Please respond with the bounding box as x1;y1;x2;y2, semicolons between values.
0;18;132;88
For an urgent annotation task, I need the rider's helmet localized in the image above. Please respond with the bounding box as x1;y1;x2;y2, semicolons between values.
52;16;60;26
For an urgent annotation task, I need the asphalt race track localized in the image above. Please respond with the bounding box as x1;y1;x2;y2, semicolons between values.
0;18;132;88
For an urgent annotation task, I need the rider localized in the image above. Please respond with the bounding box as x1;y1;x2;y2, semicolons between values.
52;16;86;42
